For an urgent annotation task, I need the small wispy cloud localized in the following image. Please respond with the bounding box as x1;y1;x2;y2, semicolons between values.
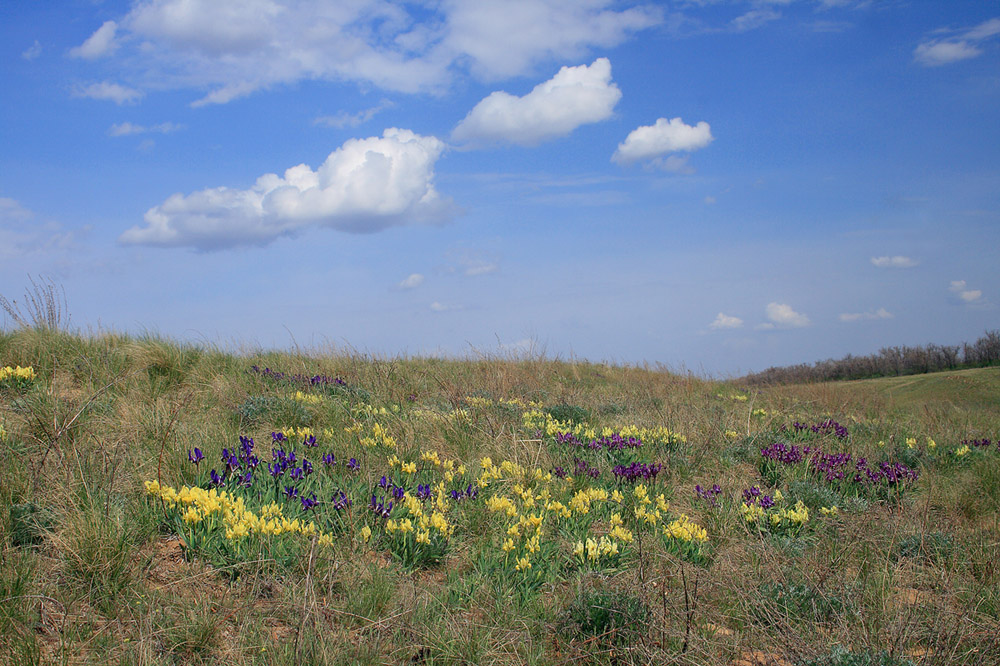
730;9;780;33
914;17;1000;66
430;301;462;312
108;121;183;137
22;40;42;61
871;255;917;268
398;273;424;289
839;307;893;322
73;81;143;105
709;312;743;330
314;99;395;129
949;280;983;303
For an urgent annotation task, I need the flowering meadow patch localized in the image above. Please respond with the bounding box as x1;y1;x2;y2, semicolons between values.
6;331;998;665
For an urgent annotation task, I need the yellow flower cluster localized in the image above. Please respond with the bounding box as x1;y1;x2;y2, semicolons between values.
905;437;917;449
520;410;687;447
0;422;6;442
663;514;708;543
725;430;741;439
569;487;608;515
280;426;316;441
144;480;333;544
820;506;839;517
956;445;970;457
352;403;396;419
0;365;35;382
464;396;494;409
573;536;621;562
358;421;397;449
774;501;809;526
292;391;323;405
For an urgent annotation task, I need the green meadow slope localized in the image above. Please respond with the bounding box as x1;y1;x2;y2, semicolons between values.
1;329;998;666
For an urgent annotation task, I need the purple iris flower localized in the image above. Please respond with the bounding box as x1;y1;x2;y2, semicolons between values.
284;485;299;499
210;469;225;487
301;493;318;511
322;453;336;466
347;458;360;471
188;448;204;465
331;490;351;510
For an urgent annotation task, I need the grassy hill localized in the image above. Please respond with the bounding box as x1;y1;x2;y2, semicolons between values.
1;329;998;665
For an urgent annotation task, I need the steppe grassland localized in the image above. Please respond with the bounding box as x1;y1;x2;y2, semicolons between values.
1;328;998;665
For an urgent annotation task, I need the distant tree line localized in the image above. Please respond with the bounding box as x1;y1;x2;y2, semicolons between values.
741;330;1000;385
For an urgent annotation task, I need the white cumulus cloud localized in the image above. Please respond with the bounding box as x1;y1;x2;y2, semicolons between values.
74;81;143;105
839;307;893;322
452;58;621;146
709;313;743;330
73;1;659;105
399;273;424;289
70;20;119;59
764;302;810;328
612;117;713;168
119;128;455;250
870;255;917;268
949;280;983;303
914;17;1000;66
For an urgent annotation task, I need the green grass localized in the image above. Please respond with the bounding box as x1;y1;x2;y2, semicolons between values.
1;328;998;665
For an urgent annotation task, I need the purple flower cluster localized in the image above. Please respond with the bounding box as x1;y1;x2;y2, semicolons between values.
378;475;407;500
369;494;394;519
784;419;849;439
742;486;775;508
555;432;643;451
552;466;567;479
811;451;853;482
695;484;723;507
612;462;662;483
852;458;919;486
206;436;262;488
269;446;311;481
760;442;807;465
963;438;996;450
448;485;479;502
573;457;601;479
250;365;347;388
330;489;351;511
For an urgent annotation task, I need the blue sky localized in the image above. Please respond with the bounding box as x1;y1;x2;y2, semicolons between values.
1;0;998;376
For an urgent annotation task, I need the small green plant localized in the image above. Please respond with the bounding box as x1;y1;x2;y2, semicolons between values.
235;395;309;427
546;403;590;425
755;581;850;625
8;502;53;547
560;587;650;644
893;532;954;563
798;645;915;666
